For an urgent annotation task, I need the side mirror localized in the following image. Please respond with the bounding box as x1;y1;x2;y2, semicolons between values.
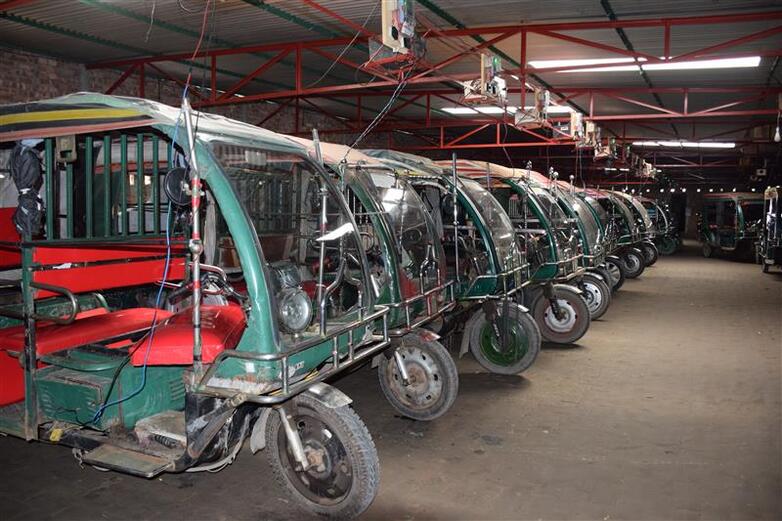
164;167;191;207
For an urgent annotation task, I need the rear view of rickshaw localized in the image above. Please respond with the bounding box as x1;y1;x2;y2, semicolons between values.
698;192;764;260
759;186;782;273
364;150;541;375
287;138;459;420
447;160;592;345
0;94;391;519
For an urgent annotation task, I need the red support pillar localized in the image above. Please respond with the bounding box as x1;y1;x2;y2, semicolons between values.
664;22;671;59
295;44;302;93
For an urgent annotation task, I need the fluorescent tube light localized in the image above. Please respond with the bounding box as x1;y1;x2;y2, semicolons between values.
442;107;478;115
632;141;735;149
530;56;760;73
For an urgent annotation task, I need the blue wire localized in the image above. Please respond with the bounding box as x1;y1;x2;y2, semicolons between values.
91;88;189;424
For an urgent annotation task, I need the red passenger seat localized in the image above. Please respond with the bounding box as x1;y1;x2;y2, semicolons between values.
130;305;246;366
0;307;174;406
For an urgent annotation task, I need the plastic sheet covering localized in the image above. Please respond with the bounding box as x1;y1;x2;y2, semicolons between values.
9;141;43;238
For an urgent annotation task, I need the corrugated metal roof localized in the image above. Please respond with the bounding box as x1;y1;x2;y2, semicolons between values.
0;0;779;145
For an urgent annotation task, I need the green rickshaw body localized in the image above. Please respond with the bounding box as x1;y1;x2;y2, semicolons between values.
362;150;527;302
612;191;655;241
288;139;455;335
699;192;764;256
0;93;389;434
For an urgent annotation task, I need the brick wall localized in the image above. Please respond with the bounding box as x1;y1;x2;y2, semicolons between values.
0;48;385;147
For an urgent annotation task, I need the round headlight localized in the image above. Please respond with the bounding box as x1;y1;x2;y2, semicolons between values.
277;287;312;334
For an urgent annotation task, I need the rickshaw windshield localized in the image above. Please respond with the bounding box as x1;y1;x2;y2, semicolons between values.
566;194;600;246
626;197;653;230
210;143;370;342
584;195;609;227
356;166;444;285
459;178;520;270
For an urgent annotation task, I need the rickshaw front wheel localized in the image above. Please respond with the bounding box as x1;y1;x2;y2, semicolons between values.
640;242;659;266
265;393;379;519
378;334;459;421
658;237;677;256
580;273;611;320
603;258;625;292
621;249;646;278
532;286;591;345
702;242;714;258
466;303;541;375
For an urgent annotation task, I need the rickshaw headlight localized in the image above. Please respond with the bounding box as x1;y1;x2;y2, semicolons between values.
277;287;312;333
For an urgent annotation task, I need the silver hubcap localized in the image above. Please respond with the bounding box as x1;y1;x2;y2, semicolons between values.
387;346;443;410
543;299;578;333
624;254;640;272
582;282;603;313
606;264;621;285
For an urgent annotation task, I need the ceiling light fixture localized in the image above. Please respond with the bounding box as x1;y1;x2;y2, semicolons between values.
632;140;736;149
529;56;761;73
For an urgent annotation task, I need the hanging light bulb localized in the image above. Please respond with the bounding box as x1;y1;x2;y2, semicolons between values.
732;187;736;192
696;188;702;193
682;188;687;193
709;188;714;192
775;126;781;143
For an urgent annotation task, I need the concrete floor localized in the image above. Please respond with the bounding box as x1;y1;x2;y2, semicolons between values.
1;242;780;520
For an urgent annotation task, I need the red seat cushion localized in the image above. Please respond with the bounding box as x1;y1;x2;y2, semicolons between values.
0;307;173;406
130;305;246;367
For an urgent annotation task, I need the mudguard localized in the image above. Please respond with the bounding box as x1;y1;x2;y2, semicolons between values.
249;383;352;453
584;269;606;283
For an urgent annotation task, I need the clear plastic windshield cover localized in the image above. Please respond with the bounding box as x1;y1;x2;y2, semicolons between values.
585;195;609;227
459;178;521;271
358;167;445;292
567;194;600;247
210;143;372;345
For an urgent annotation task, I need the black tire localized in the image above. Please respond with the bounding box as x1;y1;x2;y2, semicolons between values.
466;303;541;375
762;262;770;273
621;249;646;278
378;334;459;421
640;242;659;266
265;393;379;519
604;258;626;292
702;242;713;258
580;273;611;320
532;285;591;345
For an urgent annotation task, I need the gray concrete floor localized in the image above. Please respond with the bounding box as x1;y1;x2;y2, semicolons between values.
1;242;780;520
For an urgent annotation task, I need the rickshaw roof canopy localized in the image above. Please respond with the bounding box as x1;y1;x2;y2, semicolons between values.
0;92;307;156
287;137;385;169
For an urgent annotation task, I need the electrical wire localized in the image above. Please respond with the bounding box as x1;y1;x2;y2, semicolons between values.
307;0;380;89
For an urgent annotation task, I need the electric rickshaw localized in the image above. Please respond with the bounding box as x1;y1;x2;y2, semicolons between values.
443;160;592;345
363;149;541;375
641;197;680;256
0;93;393;519
579;188;647;280
698;192;764;260
759;186;782;273
286;137;460;417
611;191;659;267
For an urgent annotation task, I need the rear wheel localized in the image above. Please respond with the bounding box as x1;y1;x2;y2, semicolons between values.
266;394;379;519
621;249;645;278
532;286;591;345
580;273;611;320
640;242;659;266
604;258;625;292
466;303;541;375
378;334;458;421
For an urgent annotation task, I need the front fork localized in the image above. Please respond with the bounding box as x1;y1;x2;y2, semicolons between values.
277;403;311;472
543;282;564;320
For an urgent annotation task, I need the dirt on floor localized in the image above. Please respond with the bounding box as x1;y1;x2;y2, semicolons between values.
1;242;780;520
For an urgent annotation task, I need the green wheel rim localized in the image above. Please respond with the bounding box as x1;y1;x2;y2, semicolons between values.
478;317;529;367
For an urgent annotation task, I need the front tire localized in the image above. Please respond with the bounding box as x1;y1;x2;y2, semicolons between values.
702;242;713;258
466;303;541;375
532;285;591;345
621;249;646;278
604;258;626;292
658;236;677;255
266;394;379;519
640;242;659;266
580;273;611;320
378;334;459;421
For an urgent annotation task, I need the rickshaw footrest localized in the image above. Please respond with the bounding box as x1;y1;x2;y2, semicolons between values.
81;444;173;478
